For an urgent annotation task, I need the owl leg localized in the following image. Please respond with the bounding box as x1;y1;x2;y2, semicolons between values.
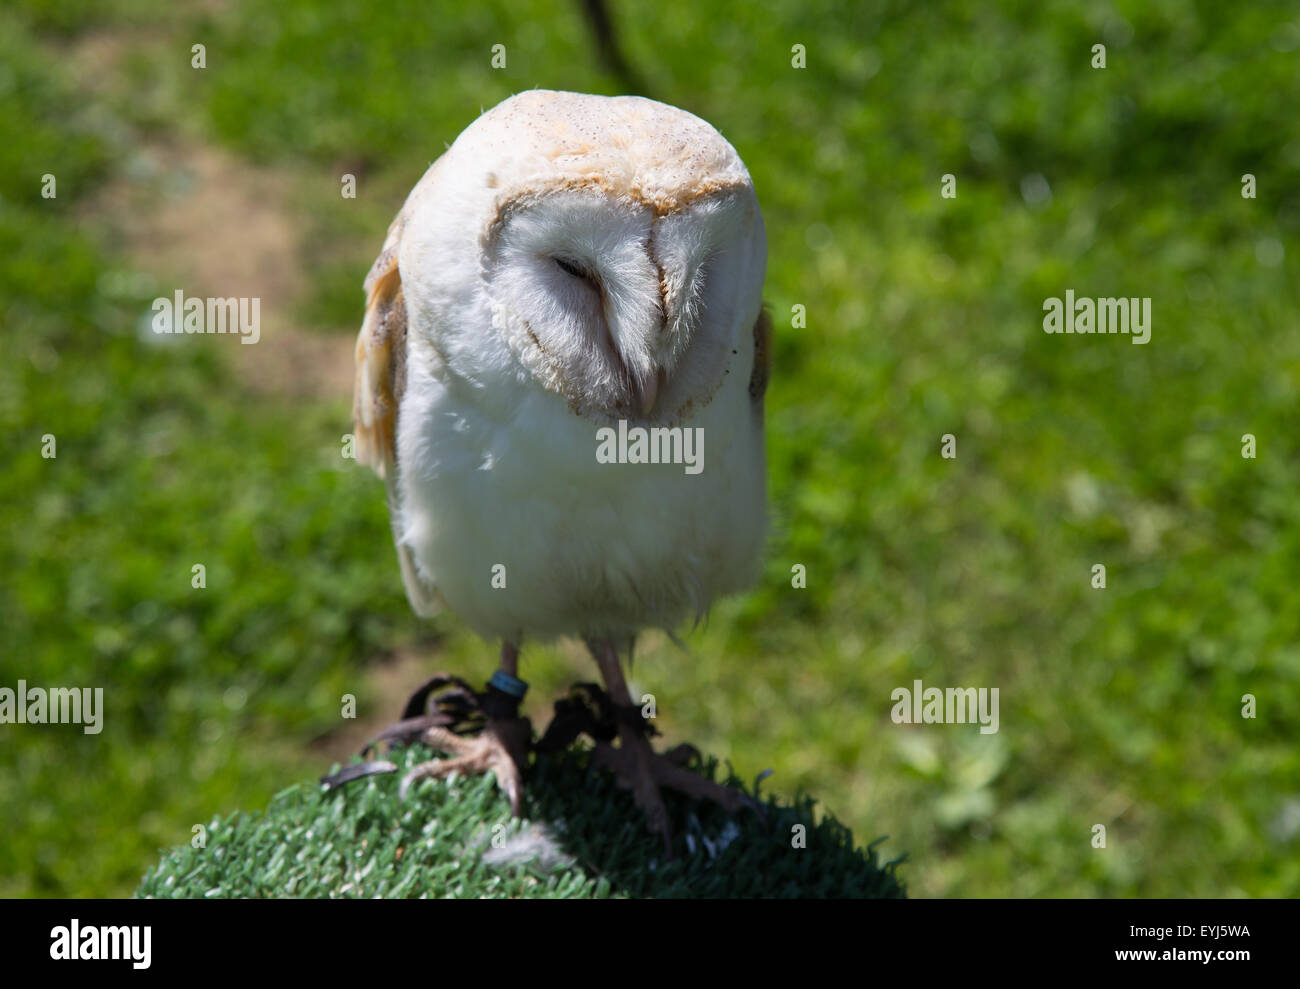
584;638;757;856
587;637;673;852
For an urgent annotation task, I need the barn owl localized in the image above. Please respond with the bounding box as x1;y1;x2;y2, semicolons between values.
351;90;770;848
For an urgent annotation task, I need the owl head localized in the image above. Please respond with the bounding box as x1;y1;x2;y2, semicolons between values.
367;90;767;431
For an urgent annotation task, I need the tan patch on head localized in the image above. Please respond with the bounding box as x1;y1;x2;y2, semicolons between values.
466;90;754;226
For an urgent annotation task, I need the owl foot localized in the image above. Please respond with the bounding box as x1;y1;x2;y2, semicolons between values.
321;671;532;816
591;724;759;855
399;719;530;816
536;682;758;855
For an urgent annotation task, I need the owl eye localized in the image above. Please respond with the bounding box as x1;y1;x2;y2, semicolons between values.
554;257;593;282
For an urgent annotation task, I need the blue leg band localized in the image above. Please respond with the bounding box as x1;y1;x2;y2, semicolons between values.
488;670;529;699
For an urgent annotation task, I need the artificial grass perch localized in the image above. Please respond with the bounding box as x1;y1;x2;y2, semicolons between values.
138;741;906;899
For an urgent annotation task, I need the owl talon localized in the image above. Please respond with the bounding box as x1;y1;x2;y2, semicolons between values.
400;720;530;816
586;714;756;855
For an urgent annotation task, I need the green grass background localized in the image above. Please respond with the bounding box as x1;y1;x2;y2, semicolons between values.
2;0;1297;897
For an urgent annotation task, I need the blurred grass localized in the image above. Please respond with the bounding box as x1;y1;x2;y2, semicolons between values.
2;0;1298;897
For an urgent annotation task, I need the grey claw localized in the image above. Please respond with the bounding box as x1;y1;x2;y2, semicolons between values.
320;760;399;791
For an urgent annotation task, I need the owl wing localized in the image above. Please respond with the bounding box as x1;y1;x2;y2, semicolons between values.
353;214;408;478
353;156;447;474
352;176;443;617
